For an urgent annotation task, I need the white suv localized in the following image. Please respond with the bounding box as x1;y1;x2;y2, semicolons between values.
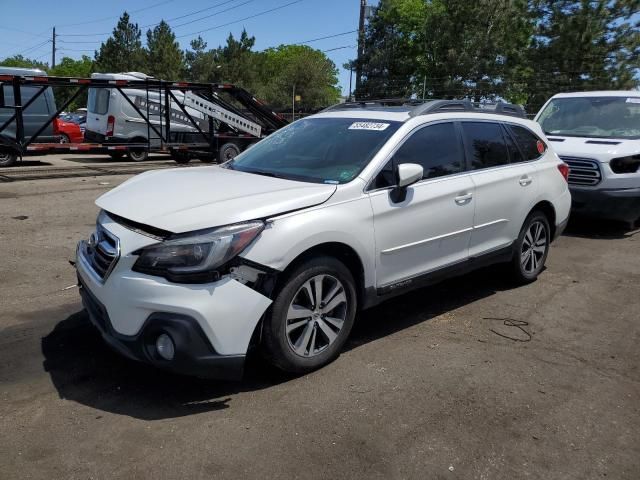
536;91;640;225
76;101;571;379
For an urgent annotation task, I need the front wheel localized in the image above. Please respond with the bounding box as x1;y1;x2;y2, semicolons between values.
262;256;357;374
128;148;148;162
218;143;240;163
511;211;551;284
59;134;70;144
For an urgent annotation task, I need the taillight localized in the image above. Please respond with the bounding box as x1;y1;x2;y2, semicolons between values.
106;115;115;137
557;162;570;182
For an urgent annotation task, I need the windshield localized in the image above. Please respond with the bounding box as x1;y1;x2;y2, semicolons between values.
224;117;401;184
538;96;640;139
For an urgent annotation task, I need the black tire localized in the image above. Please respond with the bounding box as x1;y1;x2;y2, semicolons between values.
218;143;241;163
171;150;191;164
108;151;125;161
0;151;18;167
262;256;358;374
511;210;551;284
128;148;148;162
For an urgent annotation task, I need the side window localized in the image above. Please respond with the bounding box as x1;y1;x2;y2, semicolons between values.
393;122;464;179
503;125;524;163
508;125;544;160
2;85;14;106
22;86;49;115
462;121;509;169
88;88;110;115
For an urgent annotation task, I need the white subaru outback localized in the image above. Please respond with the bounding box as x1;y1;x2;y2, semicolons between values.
76;100;571;380
536;91;640;225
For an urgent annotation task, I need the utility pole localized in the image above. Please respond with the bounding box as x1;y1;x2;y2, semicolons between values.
355;0;366;97
51;26;56;68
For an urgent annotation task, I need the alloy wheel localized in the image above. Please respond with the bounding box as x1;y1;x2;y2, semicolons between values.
285;274;348;358
521;220;547;274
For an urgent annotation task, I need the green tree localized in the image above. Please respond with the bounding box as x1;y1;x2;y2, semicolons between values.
215;29;260;88
95;12;146;73
0;55;48;71
257;45;341;111
146;20;184;80
49;55;95;111
357;0;534;102
525;0;640;112
184;36;215;82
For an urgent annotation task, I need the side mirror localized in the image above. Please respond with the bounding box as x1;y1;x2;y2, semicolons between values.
397;163;423;188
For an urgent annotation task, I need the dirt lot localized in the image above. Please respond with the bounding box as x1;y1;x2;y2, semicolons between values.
1;159;639;479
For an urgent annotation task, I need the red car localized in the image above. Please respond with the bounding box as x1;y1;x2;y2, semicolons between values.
53;117;83;143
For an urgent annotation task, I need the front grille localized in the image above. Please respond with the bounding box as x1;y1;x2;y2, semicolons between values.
559;156;602;186
82;224;120;281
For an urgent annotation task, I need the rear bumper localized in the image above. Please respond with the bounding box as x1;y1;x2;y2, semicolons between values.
78;275;245;380
570;187;640;223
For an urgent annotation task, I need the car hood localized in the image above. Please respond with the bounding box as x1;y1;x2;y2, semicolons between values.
547;136;640;162
96;166;337;233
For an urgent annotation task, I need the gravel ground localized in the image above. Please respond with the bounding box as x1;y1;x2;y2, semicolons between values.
0;164;639;480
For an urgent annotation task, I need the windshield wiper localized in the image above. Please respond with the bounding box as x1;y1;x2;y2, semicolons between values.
244;169;281;178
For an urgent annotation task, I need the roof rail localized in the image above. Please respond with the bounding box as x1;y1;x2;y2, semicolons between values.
409;99;526;118
322;97;426;112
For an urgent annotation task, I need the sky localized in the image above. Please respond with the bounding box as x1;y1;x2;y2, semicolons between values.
0;0;379;96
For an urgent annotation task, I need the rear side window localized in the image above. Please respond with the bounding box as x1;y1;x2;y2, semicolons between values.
88;88;110;115
509;125;544;160
462;121;509;169
503;125;524;163
393;122;464;179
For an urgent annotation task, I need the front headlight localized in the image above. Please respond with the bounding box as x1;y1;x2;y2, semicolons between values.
132;221;264;282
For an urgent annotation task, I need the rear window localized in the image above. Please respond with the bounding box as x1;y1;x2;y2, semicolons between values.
461;122;509;169
509;125;543;160
88;88;110;115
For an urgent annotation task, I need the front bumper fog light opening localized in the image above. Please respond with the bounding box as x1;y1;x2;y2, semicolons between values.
156;333;175;361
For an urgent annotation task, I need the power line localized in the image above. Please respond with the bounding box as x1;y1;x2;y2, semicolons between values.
168;0;256;29
324;45;356;52
56;0;249;37
176;0;308;39
56;0;176;28
298;31;357;44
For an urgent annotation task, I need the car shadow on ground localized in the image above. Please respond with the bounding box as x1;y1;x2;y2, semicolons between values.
563;214;639;240
10;159;53;167
62;155;171;164
41;266;516;421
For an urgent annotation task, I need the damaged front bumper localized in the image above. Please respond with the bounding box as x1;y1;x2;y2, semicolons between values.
76;217;274;380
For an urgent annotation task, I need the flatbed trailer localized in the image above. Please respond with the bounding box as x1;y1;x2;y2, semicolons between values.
0;74;288;166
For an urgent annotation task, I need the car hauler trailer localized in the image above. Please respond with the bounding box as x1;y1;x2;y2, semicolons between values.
0;73;288;167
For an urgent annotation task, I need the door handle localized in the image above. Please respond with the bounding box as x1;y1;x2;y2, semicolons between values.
519;175;533;186
455;192;473;205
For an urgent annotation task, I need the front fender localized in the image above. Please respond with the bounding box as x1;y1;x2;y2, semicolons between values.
240;196;376;289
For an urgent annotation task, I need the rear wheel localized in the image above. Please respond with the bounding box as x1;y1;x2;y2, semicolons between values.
262;256;357;374
511;211;550;284
128;148;148;162
0;151;18;167
58;134;70;144
218;143;240;163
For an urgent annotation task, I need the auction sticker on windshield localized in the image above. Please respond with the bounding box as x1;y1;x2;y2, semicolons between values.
348;122;390;131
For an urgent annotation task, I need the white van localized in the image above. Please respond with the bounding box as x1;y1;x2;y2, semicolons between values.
84;72;206;162
535;91;640;225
